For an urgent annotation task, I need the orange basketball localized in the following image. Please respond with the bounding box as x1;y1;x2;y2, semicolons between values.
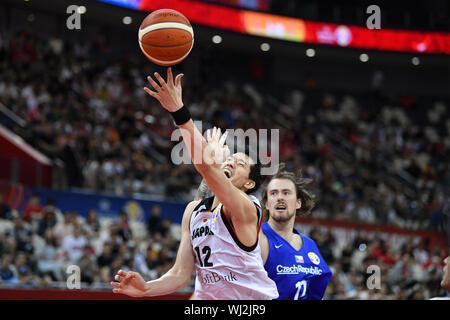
138;9;194;66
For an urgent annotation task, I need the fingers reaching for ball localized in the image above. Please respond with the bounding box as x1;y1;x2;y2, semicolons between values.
143;69;185;112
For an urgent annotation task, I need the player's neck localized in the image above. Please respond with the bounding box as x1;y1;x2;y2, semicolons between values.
212;196;228;218
212;196;220;210
268;217;295;242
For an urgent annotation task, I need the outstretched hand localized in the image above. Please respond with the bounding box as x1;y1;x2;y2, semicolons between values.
203;126;230;166
111;269;147;297
144;67;184;113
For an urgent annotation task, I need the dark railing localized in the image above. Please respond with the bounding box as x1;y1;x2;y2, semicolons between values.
0;102;26;130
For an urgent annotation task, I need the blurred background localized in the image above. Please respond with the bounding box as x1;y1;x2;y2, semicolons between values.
0;0;448;299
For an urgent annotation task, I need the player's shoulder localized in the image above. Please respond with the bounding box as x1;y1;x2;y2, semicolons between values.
261;221;275;235
294;228;314;243
295;229;320;251
187;196;218;219
182;198;212;228
185;199;202;212
182;199;203;222
296;229;332;271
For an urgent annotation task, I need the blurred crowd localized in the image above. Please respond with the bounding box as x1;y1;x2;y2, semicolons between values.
304;225;448;300
0;193;447;299
1;29;448;232
0;194;181;289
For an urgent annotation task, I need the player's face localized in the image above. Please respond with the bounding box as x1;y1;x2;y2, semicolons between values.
221;153;254;191
265;178;301;223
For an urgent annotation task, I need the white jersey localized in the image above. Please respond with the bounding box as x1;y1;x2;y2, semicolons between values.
190;196;279;300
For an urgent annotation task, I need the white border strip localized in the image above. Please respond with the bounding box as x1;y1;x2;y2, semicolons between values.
0;125;52;165
138;22;194;40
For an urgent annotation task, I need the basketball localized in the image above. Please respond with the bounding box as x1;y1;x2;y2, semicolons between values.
138;9;194;66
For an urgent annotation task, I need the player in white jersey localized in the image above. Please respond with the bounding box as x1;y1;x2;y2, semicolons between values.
110;68;278;300
190;191;277;299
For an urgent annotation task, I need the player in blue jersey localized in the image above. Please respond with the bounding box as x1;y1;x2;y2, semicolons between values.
259;164;332;300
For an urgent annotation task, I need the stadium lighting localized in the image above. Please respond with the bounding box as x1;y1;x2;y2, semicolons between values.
306;48;315;57
212;35;222;44
411;56;420;66
359;53;369;62
77;6;87;14
260;43;270;52
122;16;132;25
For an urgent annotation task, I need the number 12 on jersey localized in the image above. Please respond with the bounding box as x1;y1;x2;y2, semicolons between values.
194;246;213;267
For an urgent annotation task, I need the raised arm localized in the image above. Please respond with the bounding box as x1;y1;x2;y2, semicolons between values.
193;130;228;201
144;69;257;227
111;200;199;297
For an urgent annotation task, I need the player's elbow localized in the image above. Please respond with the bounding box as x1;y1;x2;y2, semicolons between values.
170;262;193;287
180;277;192;289
172;268;192;290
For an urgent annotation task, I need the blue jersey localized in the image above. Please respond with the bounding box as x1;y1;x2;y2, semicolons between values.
262;222;332;300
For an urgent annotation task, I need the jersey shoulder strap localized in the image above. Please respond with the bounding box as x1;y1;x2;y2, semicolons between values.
189;196;215;233
191;196;215;217
261;222;282;243
219;195;263;252
248;194;262;223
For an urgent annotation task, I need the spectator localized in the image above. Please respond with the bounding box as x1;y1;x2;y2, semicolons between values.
62;224;87;263
0;193;12;220
100;224;123;254
144;246;158;273
22;194;43;225
97;242;115;270
0;254;18;285
159;217;173;238
78;246;97;285
37;205;58;237
85;209;101;237
147;204;163;236
43;199;63;223
117;243;132;265
117;211;132;242
35;229;65;281
39;133;84;188
340;243;353;274
100;255;124;284
133;245;157;280
53;211;74;246
9;216;33;254
0;234;17;257
357;201;376;223
14;253;40;287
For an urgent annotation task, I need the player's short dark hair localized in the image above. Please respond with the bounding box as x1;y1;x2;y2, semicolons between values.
246;160;262;194
261;163;315;219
